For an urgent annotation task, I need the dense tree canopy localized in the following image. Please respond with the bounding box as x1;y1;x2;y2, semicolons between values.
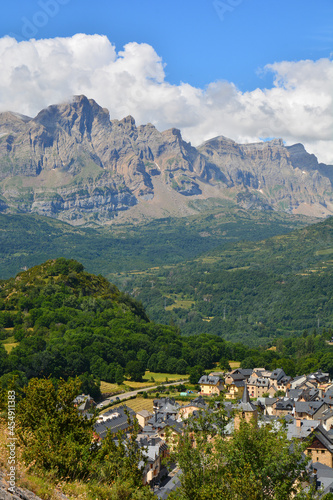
16;377;155;498
169;410;315;500
0;259;332;391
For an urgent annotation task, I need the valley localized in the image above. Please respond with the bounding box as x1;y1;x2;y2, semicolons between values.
111;216;333;346
0;204;316;280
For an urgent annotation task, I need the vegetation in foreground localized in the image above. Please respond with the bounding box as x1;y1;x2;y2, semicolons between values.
169;409;316;500
0;377;321;500
1;377;155;499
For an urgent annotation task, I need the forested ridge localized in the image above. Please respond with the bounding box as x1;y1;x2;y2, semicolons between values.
1;258;333;389
0;259;232;385
0;206;315;279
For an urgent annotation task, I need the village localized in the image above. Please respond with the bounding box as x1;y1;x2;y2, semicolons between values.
73;367;333;498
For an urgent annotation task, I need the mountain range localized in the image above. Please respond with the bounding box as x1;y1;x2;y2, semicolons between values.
0;95;332;224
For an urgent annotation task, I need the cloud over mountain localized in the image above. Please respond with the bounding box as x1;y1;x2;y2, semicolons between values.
0;33;332;163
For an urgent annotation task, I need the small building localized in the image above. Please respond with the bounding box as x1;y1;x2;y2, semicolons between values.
310;461;333;495
289;375;308;390
225;380;245;400
73;394;96;413
308;370;330;385
294;401;328;420
177;396;207;420
153;398;180;416
320;408;333;431
307;425;333;468
247;376;277;399
228;368;253;380
139;436;168;485
272;399;294;417
225;372;247;386
258;397;278;416
198;375;224;396
94;405;136;440
136;409;154;429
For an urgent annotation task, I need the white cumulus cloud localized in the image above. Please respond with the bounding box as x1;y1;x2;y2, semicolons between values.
0;34;332;163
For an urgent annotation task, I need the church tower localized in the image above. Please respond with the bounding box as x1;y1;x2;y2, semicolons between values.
234;383;258;430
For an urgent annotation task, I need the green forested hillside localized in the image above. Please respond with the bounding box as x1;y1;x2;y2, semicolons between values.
1;258;333;387
0;259;232;383
0;207;316;279
113;217;333;346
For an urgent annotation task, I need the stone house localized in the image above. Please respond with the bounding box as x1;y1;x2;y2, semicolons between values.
136;409;154;429
139;436;168;485
224;372;247;386
294;401;328;420
272;399;294;417
177;396;207;419
247;376;277;398
307;425;333;468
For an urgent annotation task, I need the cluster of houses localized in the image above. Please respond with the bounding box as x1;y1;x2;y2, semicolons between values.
199;367;333;496
199;366;292;399
76;366;333;498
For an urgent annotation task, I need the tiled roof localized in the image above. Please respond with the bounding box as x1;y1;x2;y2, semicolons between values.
228;373;246;381
311;462;333;496
287;389;303;399
137;409;153;417
270;369;286;381
275;398;294;410
94;405;136;439
286;418;320;439
155;469;182;499
199;375;222;385
295;401;324;415
310;425;333;452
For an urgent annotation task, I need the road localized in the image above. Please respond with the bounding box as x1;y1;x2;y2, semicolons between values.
96;379;188;409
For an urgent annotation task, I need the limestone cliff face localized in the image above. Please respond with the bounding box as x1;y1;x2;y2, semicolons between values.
0;95;332;223
198;137;333;213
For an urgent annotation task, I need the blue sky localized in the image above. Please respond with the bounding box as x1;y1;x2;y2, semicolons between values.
2;0;332;90
0;0;332;161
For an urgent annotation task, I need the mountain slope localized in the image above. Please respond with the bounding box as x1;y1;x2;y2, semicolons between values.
114;216;333;346
0;208;317;280
0;95;332;223
0;258;233;381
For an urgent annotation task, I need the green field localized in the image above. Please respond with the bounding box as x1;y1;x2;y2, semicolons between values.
100;371;187;393
165;297;195;311
101;396;189;414
1;336;19;353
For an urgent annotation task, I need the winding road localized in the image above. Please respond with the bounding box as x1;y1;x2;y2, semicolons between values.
96;379;189;409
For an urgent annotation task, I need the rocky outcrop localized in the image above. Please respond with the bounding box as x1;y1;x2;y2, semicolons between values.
198;136;333;214
0;470;42;500
0;95;332;223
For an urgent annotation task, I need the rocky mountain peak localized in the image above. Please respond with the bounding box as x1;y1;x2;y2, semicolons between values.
268;138;284;147
120;115;136;126
286;143;319;171
0;95;332;223
33;95;110;137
